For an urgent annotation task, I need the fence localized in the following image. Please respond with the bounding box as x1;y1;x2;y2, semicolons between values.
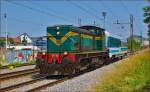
0;48;39;65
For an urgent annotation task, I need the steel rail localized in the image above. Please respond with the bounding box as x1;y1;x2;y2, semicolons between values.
0;69;39;80
0;76;45;92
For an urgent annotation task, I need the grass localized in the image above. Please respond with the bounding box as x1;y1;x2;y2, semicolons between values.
94;49;150;92
0;60;36;69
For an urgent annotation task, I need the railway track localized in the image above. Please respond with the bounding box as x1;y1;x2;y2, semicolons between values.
0;65;98;92
0;68;39;80
0;75;46;92
26;66;100;92
1;63;35;69
0;57;129;92
27;76;70;92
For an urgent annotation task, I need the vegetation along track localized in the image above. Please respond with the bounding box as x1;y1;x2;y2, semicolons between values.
0;63;35;69
0;68;39;80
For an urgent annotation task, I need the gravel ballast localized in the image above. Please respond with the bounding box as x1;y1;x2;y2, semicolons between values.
40;62;120;92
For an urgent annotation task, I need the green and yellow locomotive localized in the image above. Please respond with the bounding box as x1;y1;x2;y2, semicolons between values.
36;25;110;75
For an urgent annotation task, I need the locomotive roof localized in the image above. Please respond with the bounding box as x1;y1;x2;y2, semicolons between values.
47;25;96;35
79;25;105;31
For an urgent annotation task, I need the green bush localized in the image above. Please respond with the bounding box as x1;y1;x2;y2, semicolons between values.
7;62;23;69
0;63;2;69
28;60;36;64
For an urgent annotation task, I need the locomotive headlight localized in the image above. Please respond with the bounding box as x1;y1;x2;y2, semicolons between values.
56;26;60;30
64;51;68;56
56;31;60;35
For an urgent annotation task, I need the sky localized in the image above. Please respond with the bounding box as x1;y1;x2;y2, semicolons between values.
0;0;149;41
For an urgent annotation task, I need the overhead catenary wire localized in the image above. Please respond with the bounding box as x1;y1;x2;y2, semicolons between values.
67;0;103;23
98;1;130;40
27;1;77;21
78;1;106;27
78;0;128;38
8;16;47;27
1;14;46;37
6;0;74;23
77;1;104;20
100;1;120;20
120;0;143;35
120;0;131;15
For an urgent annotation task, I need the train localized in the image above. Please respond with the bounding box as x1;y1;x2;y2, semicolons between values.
36;25;128;76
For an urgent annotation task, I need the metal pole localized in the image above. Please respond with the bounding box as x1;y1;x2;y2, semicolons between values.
78;17;81;26
4;13;8;50
130;15;134;53
140;31;143;49
93;21;96;26
102;12;106;29
148;24;150;48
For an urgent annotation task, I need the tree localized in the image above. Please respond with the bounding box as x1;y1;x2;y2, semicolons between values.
8;38;14;45
143;6;150;23
127;37;141;51
143;5;150;47
0;39;5;47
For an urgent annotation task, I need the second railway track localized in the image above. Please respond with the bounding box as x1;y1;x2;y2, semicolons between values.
0;75;46;92
0;68;39;80
0;65;99;92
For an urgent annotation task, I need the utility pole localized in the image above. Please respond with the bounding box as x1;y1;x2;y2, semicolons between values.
4;13;8;50
140;31;143;48
93;21;96;26
113;15;134;53
148;24;150;48
78;17;81;26
102;12;106;29
130;15;134;52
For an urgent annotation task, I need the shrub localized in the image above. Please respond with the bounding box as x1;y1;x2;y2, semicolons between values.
28;60;36;64
0;63;2;69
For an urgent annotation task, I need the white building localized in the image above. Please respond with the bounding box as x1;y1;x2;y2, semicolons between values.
18;33;32;44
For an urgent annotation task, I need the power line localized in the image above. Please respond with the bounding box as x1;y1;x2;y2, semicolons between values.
120;0;131;15
120;0;143;36
97;1;124;30
1;14;46;36
79;1;122;29
79;2;103;20
67;0;103;24
8;16;46;27
99;1;131;39
100;1;119;19
6;0;73;23
28;1;77;20
79;1;108;27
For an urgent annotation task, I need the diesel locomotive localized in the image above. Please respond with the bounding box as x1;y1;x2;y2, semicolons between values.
36;25;128;75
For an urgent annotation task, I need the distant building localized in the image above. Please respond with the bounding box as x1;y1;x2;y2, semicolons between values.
2;33;47;51
18;33;32;45
31;37;47;51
